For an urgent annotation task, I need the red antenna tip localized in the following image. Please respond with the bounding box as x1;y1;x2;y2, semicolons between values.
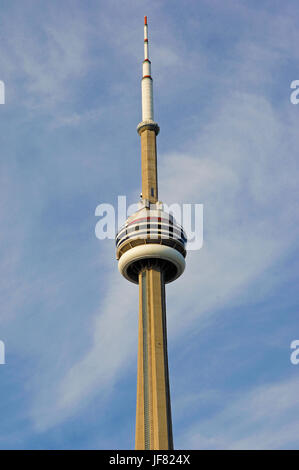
144;16;147;25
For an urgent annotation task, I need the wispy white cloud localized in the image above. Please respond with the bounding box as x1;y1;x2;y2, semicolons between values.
51;108;103;128
30;246;138;431
180;375;299;449
0;10;92;110
1;0;298;449
30;87;298;431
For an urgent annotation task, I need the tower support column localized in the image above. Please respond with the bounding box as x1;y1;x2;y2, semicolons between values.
135;266;173;450
140;128;158;203
115;16;187;451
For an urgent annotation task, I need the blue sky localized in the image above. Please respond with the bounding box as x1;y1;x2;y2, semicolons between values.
0;0;299;449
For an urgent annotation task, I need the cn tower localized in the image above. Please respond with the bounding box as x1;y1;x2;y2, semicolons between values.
116;17;187;450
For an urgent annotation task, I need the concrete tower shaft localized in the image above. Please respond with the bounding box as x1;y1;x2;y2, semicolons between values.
135;267;173;449
140;128;158;203
135;17;174;450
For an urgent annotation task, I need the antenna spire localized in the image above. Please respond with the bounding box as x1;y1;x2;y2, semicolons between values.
144;16;149;60
141;16;154;122
137;16;159;136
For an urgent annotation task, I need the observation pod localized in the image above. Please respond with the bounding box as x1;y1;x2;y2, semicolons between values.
116;206;187;284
